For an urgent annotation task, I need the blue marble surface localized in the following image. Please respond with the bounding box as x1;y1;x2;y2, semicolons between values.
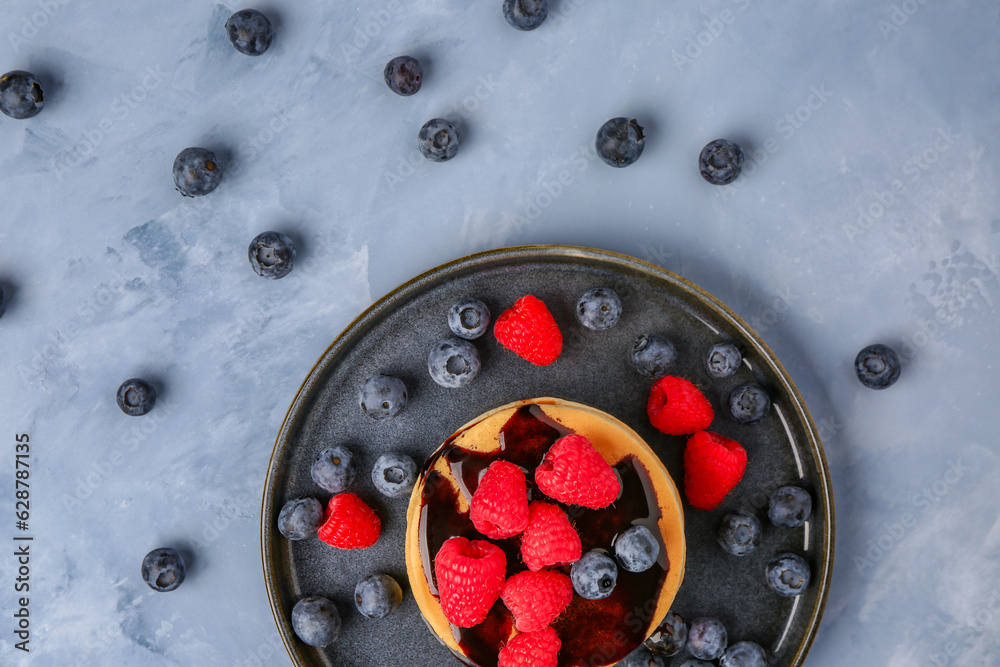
1;0;998;665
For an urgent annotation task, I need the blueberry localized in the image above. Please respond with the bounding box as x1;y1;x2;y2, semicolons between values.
503;0;548;30
277;498;324;540
619;645;666;667
716;512;761;557
448;298;491;339
428;338;481;389
699;139;744;185
172;147;223;197
577;287;622;330
646;611;687;656
359;375;407;420
687;617;727;661
855;343;901;389
354;573;403;618
248;231;296;279
226;9;274;56
728;383;770;424
116;378;156;416
291;596;341;647
570;550;618;600
631;334;677;379
766;553;811;597
596;118;645;168
720;641;768;667
141;548;185;592
418;118;460;162
311;445;357;493
384;56;422;96
707;342;742;378
614;525;660;573
1;71;43;120
768;486;812;528
371;453;418;498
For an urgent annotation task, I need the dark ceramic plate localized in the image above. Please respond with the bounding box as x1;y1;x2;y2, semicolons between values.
261;245;834;667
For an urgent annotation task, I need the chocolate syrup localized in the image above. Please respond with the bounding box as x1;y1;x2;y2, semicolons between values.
417;406;669;667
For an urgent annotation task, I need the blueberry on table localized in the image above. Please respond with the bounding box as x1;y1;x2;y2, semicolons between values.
448;298;491;340
141;548;185;592
768;486;812;528
631;334;677;379
687;617;727;661
707;342;742;378
428;338;481;389
613;525;660;573
291;596;341;647
226;9;274;56
277;498;324;540
384;56;422;96
596;118;645;168
646;611;687;656
354;573;403;618
503;0;548;31
716;511;761;557
576;287;622;331
699;139;744;185
311;445;357;493
720;641;768;667
359;375;407;420
248;231;296;279
766;553;811;597
570;550;618;600
855;343;901;389
418;118;460;162
172;147;223;197
371;453;418;498
0;71;44;119
620;645;666;667
728;383;770;424
116;378;156;416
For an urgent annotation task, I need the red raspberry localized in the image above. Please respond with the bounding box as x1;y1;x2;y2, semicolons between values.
683;431;747;510
494;295;563;366
501;570;573;633
535;434;620;509
520;501;582;572
316;493;380;549
470;461;530;539
647;375;715;436
498;627;561;667
434;537;507;628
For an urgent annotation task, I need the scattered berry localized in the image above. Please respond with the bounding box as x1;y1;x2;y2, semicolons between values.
434;537;507;628
688;617;727;661
498;626;561;667
354;573;403;618
720;641;768;667
418;118;460;162
371;453;418;498
576;287;622;330
699;139;744;185
226;9;274;56
683;431;747;511
647;376;714;436
470;460;530;539
494;294;563;366
0;71;43;119
359;374;407;420
596;117;645;168
448;298;491;339
384;55;422;96
173;147;223;197
501;569;573;632
614;524;660;573
716;511;761;557
728;383;770;424
535;434;620;509
631;334;677;379
855;343;901;389
311;445;357;493
141;547;185;592
620;646;667;667
646;611;687;656
768;486;812;528
570;550;618;600
707;342;742;378
502;0;549;31
291;596;341;647
248;231;295;279
428;338;481;388
766;553;811;597
116;378;156;416
317;493;381;549
277;497;324;540
520;501;582;572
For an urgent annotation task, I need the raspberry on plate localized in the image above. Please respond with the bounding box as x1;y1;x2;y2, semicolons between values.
317;493;381;549
647;376;714;436
535;434;621;509
501;569;573;633
498;626;561;667
494;295;563;366
683;431;747;511
434;537;507;628
470;460;530;539
520;501;582;572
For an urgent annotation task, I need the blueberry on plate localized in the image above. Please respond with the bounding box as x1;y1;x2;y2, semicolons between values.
707;342;742;378
172;147;223;197
503;0;548;30
646;611;687;656
277;498;324;540
117;378;156;416
596;117;645;168
576;287;622;330
570;550;618;600
614;525;660;573
311;445;357;493
620;645;666;667
768;486;812;528
371;453;418;498
141;548;185;592
855;343;901;389
359;375;407;420
448;298;491;339
766;553;811;597
716;511;761;557
291;596;341;647
631;334;677;379
226;9;274;56
428;338;481;389
699;139;744;185
418;118;460;162
0;71;44;119
248;231;296;279
354;573;403;618
687;617;727;661
384;56;422;96
720;641;768;667
728;383;770;424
